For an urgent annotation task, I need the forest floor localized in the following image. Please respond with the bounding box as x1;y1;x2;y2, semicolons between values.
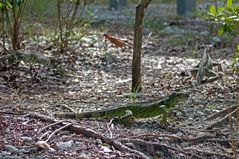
0;3;238;159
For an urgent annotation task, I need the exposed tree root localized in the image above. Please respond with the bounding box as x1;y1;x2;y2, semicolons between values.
28;113;150;159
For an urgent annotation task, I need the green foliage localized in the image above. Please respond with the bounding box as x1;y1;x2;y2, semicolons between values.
56;0;92;53
207;0;239;36
168;35;186;46
127;82;142;103
208;2;239;157
144;18;164;33
207;0;239;72
8;52;18;64
0;0;27;50
167;32;196;47
25;0;57;20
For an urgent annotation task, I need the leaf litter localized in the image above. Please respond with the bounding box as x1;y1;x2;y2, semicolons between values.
0;3;238;159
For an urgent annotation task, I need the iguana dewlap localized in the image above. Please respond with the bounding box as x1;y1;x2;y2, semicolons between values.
56;92;189;120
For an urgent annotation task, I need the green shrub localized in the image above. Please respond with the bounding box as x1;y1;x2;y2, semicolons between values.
0;0;27;51
207;0;239;71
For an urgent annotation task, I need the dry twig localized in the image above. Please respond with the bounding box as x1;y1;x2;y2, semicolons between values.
45;123;73;142
206;107;239;129
205;105;238;121
38;120;66;134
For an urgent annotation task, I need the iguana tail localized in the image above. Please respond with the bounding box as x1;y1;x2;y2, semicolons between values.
56;107;126;119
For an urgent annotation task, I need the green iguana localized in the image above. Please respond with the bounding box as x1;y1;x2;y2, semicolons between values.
56;92;189;123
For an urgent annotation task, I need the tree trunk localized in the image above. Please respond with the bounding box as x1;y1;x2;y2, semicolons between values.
131;0;151;93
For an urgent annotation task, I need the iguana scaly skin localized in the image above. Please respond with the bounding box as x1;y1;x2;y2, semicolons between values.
56;92;189;120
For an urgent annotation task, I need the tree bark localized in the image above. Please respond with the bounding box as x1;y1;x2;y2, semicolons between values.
131;0;151;93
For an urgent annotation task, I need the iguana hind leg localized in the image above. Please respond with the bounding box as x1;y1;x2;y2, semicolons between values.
114;110;135;127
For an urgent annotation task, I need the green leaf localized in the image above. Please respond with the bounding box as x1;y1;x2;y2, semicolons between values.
217;7;225;14
210;5;216;16
218;27;224;36
227;0;233;8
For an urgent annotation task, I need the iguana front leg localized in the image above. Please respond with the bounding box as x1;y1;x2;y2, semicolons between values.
159;105;169;124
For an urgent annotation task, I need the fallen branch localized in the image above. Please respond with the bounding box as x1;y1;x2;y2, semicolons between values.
206;107;239;130
0;110;25;115
183;147;232;158
177;126;219;132
127;132;239;146
127;133;213;143
120;138;205;159
28;113;150;159
206;138;239;146
205;105;238;121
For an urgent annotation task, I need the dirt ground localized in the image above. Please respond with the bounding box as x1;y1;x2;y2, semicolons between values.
0;3;238;159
